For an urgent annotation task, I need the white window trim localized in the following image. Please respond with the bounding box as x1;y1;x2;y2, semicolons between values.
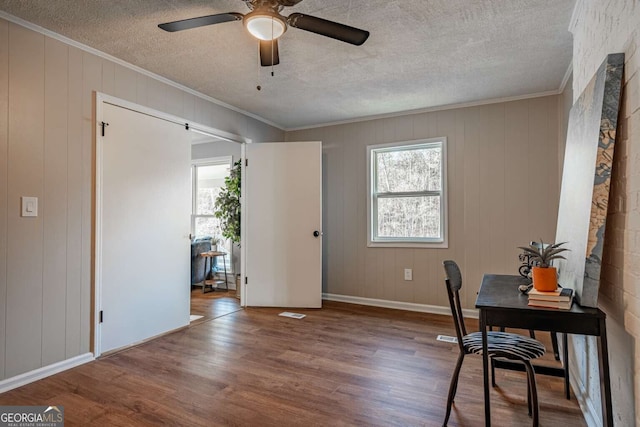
366;137;448;248
191;156;234;271
191;156;233;233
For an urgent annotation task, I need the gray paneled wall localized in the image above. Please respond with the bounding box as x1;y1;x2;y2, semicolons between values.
0;18;283;381
0;19;8;380
287;97;561;309
6;23;46;378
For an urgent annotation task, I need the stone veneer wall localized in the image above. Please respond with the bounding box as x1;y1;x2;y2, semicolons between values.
570;0;639;425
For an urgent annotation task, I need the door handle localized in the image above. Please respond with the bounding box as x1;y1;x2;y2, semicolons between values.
313;230;321;238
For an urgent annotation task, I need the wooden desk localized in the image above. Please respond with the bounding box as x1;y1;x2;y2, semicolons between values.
199;251;228;293
475;274;612;426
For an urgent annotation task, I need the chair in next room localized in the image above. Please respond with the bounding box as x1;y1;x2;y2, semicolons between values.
442;260;546;427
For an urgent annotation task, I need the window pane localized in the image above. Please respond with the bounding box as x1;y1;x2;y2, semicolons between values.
194;217;233;272
195;216;221;238
377;196;441;239
376;146;441;193
196;164;230;215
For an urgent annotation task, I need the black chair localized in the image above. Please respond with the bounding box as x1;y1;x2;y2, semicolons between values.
442;260;546;426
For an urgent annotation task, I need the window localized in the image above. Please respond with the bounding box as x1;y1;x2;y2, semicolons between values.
191;156;233;270
367;138;447;247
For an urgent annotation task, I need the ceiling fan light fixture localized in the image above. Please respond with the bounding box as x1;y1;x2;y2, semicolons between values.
245;12;287;40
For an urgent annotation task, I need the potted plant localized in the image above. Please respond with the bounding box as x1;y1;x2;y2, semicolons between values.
518;240;569;291
211;237;220;252
214;160;241;245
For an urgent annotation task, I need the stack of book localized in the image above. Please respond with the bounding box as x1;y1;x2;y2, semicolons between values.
528;287;574;310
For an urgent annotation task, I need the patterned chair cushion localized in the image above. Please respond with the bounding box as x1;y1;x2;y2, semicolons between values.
463;331;545;360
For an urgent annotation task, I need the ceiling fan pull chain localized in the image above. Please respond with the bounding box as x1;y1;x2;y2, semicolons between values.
256;42;262;91
271;17;275;77
271;46;275;76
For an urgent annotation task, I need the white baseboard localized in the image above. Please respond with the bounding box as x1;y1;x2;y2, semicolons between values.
0;353;94;394
322;293;478;319
323;293;596;422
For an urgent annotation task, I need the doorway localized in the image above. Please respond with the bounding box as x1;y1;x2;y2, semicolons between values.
94;93;248;356
191;157;234;274
95;94;324;357
243;141;323;308
190;156;241;322
96;100;191;354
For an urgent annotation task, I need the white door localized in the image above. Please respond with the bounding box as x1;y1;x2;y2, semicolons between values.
98;102;191;354
244;141;322;307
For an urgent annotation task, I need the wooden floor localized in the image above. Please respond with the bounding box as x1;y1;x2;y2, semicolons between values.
190;288;242;323
0;301;586;426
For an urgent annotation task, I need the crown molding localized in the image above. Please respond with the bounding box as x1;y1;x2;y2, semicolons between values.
559;61;574;94
287;90;561;132
568;0;584;34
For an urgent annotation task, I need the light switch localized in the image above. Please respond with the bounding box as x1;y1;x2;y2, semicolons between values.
21;196;38;217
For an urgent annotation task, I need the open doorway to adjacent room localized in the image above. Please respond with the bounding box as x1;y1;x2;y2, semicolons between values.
95;93;247;356
189;143;242;324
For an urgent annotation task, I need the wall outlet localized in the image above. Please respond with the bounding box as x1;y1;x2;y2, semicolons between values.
404;268;412;281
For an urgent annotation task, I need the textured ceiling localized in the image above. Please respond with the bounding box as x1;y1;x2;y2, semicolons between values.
0;0;575;129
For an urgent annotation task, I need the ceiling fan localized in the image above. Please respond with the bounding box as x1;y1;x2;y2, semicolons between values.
158;0;370;67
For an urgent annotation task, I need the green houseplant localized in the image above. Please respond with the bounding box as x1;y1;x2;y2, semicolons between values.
210;236;221;252
214;160;241;245
518;240;569;291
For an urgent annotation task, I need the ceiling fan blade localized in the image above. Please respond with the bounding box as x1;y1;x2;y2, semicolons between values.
260;40;280;66
287;13;369;46
276;0;305;6
158;12;243;32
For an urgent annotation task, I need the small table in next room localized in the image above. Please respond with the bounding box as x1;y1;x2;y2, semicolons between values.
199;251;229;293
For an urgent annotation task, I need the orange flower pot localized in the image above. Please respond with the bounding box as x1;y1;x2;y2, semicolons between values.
532;266;558;292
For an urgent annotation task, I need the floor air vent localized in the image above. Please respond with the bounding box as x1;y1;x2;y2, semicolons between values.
437;335;458;343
